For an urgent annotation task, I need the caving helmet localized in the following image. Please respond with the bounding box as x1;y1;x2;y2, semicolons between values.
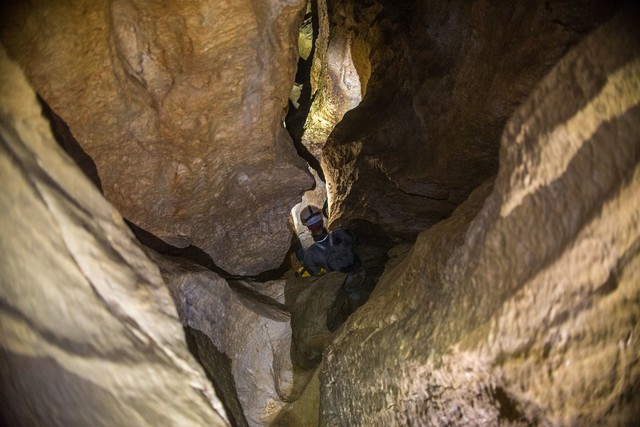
299;205;323;227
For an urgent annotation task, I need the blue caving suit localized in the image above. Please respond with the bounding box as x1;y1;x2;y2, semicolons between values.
298;228;359;275
297;228;368;331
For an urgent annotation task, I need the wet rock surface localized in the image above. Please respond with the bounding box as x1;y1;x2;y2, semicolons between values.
0;46;229;427
319;10;640;426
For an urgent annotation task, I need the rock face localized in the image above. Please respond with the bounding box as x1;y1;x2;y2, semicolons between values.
151;253;295;427
0;46;229;427
319;0;623;238
320;9;640;426
302;0;371;153
3;1;639;426
0;0;313;276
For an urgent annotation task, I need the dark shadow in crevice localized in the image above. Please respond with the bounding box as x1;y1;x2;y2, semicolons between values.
127;219;298;282
491;386;530;425
184;327;249;427
347;219;394;269
37;95;103;192
125;220;231;276
285;0;325;183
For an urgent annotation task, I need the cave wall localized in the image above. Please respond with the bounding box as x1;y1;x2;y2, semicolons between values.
149;253;295;427
301;0;374;154
320;9;640;425
319;0;624;238
0;46;229;427
0;0;313;276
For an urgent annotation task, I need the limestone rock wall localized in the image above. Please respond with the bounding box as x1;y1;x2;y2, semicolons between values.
0;0;313;276
302;0;375;154
320;0;623;238
320;9;640;426
0;46;229;427
3;1;639;425
151;253;295;427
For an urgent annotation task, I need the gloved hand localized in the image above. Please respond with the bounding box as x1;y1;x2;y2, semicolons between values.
296;267;311;278
295;267;327;277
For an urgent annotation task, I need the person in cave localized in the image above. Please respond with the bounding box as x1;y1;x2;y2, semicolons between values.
296;205;373;331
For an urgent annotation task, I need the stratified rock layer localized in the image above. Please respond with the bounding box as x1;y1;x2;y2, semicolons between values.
320;9;640;426
320;0;623;238
0;0;313;275
0;46;229;427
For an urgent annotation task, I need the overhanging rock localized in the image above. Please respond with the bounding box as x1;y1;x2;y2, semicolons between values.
0;45;229;427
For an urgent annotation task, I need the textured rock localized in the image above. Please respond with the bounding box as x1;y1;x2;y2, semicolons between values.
302;0;372;154
320;9;640;426
0;0;313;276
151;253;295;427
319;0;623;238
272;367;321;427
0;46;228;427
3;1;639;425
286;273;345;370
267;273;346;426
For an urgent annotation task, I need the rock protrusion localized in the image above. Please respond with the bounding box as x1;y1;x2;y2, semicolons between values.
0;0;313;276
0;45;229;427
151;253;296;427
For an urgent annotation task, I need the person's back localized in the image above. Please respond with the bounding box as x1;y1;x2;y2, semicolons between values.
302;228;359;275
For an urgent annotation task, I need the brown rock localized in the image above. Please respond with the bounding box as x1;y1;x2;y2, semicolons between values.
271;367;321;427
3;1;639;425
320;9;640;426
286;273;345;369
319;0;623;237
0;0;313;275
0;45;228;427
302;0;374;153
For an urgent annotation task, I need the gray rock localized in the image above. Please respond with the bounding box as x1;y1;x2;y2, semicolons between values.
151;253;296;427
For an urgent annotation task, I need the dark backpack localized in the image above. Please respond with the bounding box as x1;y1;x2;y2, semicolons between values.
326;233;356;272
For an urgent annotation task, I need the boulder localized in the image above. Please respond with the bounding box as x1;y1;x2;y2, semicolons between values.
0;0;313;275
286;273;345;370
151;253;295;427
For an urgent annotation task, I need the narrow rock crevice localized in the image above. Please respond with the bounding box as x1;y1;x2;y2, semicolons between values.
185;327;249;427
1;1;639;427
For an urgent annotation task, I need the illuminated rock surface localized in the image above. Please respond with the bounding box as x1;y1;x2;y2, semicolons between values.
0;46;229;427
0;0;313;275
320;10;640;426
150;253;295;427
